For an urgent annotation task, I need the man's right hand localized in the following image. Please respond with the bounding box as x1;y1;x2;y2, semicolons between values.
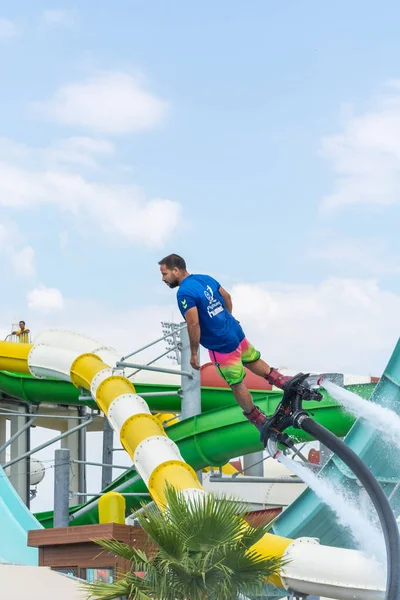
190;353;200;370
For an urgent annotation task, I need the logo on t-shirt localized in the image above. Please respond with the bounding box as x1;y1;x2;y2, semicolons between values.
204;285;214;303
181;299;188;310
204;285;223;318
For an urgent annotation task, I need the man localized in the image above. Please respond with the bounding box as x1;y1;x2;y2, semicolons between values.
12;320;30;343
158;254;292;431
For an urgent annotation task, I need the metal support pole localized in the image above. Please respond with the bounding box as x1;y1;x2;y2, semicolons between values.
73;459;132;470
3;417;93;469
74;492;151;498
102;417;114;490
61;409;80;507
242;452;264;477
139;391;181;398
180;323;202;482
127;346;180;378
0;416;6;464
180;324;201;420
117;361;192;378
0;416;38;459
26;406;31;510
78;406;87;504
10;405;29;504
54;448;70;528
209;475;302;484
0;411;92;420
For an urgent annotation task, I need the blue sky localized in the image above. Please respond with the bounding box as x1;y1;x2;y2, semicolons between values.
1;1;400;375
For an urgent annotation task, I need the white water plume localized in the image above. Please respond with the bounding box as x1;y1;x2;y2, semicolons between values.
278;452;385;567
322;379;400;446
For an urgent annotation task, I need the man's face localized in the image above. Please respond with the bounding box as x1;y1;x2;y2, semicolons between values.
19;321;25;330
160;264;180;289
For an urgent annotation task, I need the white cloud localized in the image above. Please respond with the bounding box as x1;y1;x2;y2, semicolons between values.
0;18;19;40
321;81;400;211
34;71;168;134
312;238;400;276
0;136;115;170
41;9;74;28
16;298;179;359
0;221;36;279
44;136;115;168
0;137;183;246
27;285;64;311
231;278;400;376
4;276;397;376
10;246;36;279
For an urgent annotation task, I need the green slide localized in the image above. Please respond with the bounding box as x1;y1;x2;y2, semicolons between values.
0;369;276;412
0;369;375;527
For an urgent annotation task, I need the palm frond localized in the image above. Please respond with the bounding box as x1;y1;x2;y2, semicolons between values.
136;508;186;560
82;567;157;600
82;579;141;600
221;543;283;582
93;539;150;567
164;486;252;551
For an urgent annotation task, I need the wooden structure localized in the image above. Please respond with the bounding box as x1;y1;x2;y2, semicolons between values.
28;523;154;582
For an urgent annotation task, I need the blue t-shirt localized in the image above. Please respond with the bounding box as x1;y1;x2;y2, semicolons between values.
177;274;245;353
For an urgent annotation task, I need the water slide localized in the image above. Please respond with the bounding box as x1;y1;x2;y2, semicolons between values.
0;331;388;598
0;350;372;527
0;464;41;565
0;365;374;413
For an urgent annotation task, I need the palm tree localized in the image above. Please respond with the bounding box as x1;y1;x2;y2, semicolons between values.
84;485;283;600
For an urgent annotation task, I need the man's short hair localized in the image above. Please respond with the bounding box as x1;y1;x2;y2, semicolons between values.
158;254;186;271
19;320;25;325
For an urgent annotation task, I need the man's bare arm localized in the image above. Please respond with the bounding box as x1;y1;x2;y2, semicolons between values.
185;307;201;370
219;286;232;313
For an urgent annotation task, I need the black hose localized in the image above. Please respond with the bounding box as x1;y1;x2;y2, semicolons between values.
298;415;400;600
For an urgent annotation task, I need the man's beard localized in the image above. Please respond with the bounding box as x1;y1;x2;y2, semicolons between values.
165;280;179;289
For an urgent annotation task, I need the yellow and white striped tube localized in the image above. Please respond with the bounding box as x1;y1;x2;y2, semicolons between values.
69;352;204;508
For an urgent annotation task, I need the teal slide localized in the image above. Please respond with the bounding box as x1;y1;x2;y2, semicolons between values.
0;464;41;564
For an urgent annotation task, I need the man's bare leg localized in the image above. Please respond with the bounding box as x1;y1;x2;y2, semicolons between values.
230;381;255;413
230;381;268;429
244;358;271;377
245;358;291;389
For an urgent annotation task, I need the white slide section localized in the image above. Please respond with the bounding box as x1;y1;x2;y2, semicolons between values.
26;330;387;599
281;538;384;599
32;329;181;385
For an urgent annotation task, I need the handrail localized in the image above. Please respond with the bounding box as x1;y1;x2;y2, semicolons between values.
3;332;32;343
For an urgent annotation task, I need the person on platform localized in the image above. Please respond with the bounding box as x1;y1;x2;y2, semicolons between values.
12;320;30;343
